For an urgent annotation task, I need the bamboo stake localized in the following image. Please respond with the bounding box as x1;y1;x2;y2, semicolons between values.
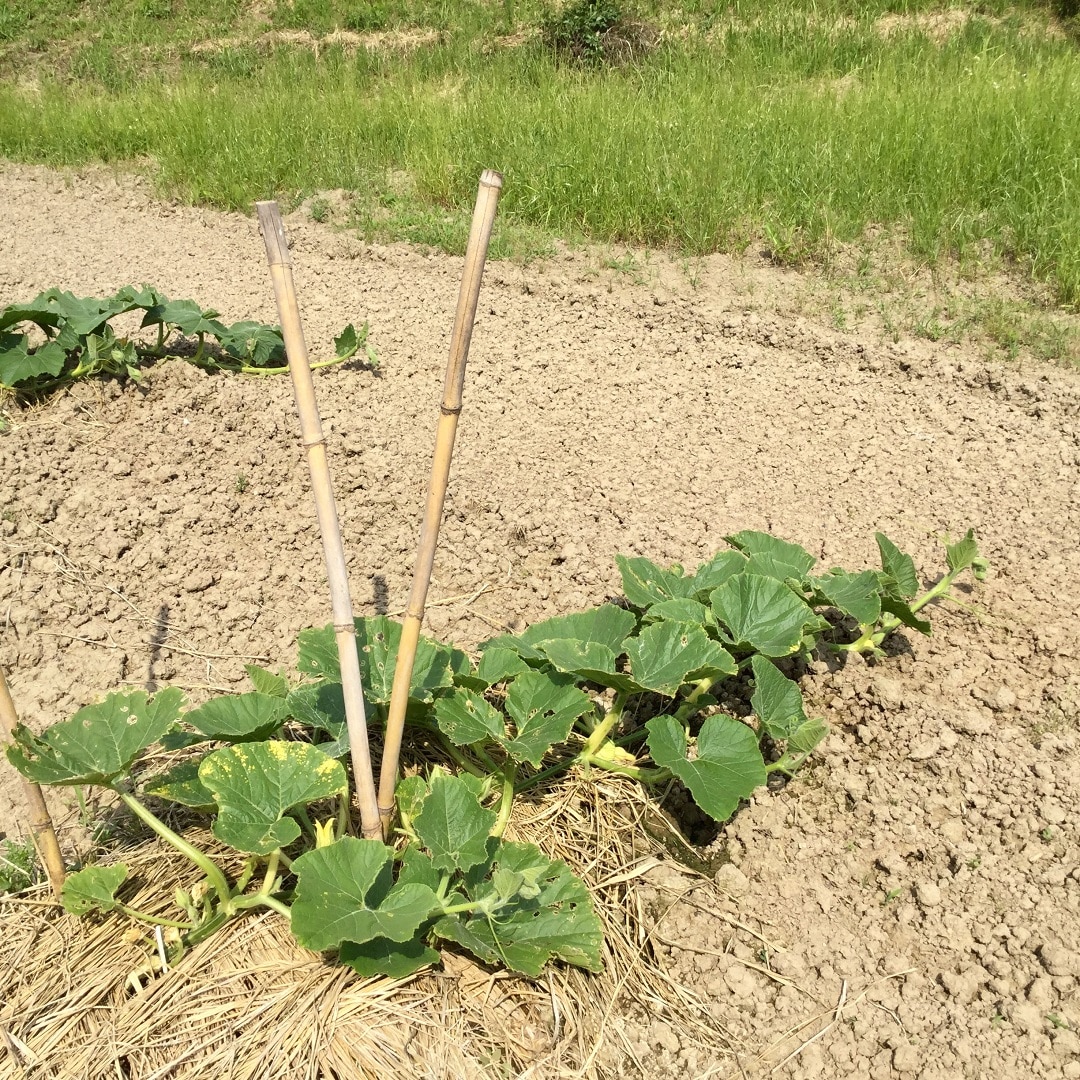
377;170;503;839
256;202;382;840
0;665;65;898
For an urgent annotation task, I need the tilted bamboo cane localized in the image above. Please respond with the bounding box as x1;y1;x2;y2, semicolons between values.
256;202;382;840
377;170;503;839
0;665;65;898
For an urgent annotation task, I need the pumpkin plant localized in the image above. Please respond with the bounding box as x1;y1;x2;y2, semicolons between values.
6;529;985;979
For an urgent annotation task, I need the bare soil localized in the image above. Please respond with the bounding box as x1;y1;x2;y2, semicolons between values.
1;162;1079;1079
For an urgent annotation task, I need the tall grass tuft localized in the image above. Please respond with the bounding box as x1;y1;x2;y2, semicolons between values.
0;9;1077;301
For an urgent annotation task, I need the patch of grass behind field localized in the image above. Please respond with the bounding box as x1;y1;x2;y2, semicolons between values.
0;3;1078;308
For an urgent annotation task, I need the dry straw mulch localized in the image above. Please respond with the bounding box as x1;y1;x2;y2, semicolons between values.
0;774;739;1079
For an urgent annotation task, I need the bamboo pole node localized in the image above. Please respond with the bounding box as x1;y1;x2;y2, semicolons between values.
301;434;327;448
439;405;463;416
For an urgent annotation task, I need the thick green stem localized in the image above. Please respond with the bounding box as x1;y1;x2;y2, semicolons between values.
239;356;347;376
336;793;350;840
231;892;291;920
259;850;281;895
441;898;488;917
435;735;488;779
673;677;717;725
766;752;812;776
118;791;232;900
582;691;629;757
491;764;517;839
583;754;670;785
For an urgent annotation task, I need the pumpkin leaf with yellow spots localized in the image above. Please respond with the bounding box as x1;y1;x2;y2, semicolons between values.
198;741;347;854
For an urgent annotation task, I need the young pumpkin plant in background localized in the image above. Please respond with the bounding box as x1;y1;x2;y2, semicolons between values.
0;286;374;394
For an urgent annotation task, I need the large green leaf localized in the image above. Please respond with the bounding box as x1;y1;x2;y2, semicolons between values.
812;569;882;626
475;646;531;687
744;551;813;585
286;682;350;758
245;664;289;698
0;295;64;333
725;531;816;577
6;688;185;786
413;773;497;873
433;688;506;748
875;533;919;599
616;556;694;609
641;598;715;628
536;639;637;691
294;626;342;680
438;841;604;976
2;290;135;342
710;574;816;657
690;550;748;595
291;837;439;952
217;321;285;367
624;621;736;697
143;759;217;811
749;655;809;740
0;334;68;387
287;681;346;735
296;617;455;703
339;935;441;978
113;284;165;311
199;741;347;854
184;692;290;742
519;605;637;655
62;864;129;916
646;714;766;822
503;670;593;767
143;298;226;338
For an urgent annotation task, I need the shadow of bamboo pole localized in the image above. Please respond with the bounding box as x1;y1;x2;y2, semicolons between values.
256;202;382;840
378;170;503;839
0;665;65;898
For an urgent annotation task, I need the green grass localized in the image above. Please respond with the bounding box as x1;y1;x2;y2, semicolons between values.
0;2;1078;308
0;836;40;893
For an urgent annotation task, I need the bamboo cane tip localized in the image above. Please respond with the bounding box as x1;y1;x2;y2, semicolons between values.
480;170;504;190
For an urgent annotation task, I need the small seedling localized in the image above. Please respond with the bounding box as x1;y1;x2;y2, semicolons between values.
235;473;249;495
309;197;331;224
882;887;904;906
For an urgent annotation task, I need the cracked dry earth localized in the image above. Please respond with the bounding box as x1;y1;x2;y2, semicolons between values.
1;162;1079;1079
